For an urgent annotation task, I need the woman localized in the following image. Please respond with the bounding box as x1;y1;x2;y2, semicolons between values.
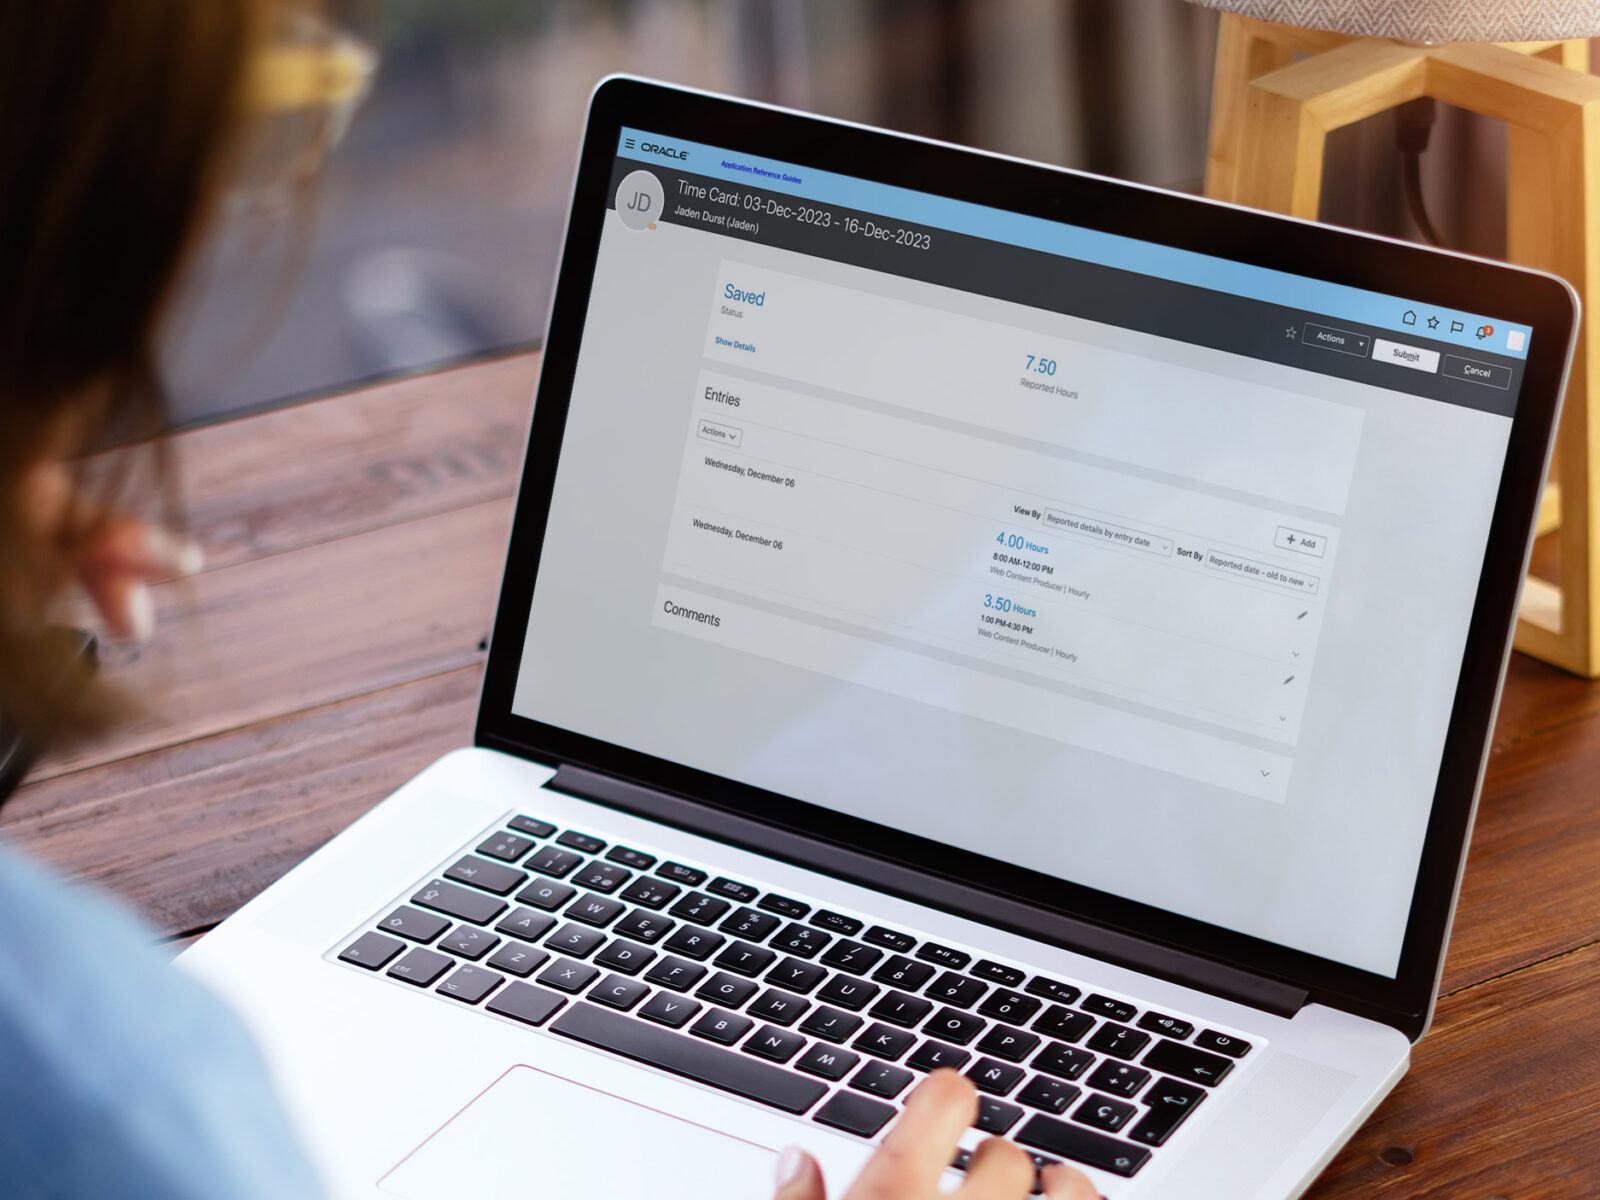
0;3;1096;1198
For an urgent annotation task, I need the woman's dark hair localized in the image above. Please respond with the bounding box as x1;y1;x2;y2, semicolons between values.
0;1;266;743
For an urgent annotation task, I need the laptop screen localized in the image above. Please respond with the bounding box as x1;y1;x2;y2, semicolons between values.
509;126;1530;980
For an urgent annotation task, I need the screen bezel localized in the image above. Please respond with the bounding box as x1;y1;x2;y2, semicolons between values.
476;76;1575;1038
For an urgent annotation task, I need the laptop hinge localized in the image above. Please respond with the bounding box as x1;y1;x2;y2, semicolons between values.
548;764;1310;1019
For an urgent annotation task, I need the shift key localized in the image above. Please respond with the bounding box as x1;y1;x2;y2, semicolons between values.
1015;1114;1150;1177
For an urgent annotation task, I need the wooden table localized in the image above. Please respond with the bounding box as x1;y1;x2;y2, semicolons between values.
5;352;1598;1195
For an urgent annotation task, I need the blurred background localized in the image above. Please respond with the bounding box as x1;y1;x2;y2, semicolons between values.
160;0;1526;426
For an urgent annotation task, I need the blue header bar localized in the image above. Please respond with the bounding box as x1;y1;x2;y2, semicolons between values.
618;128;1531;360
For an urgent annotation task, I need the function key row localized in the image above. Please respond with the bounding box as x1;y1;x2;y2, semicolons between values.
608;845;657;870
657;861;707;887
972;959;1026;988
760;893;810;919
1138;1011;1194;1040
557;830;606;855
863;925;916;953
810;909;862;935
1024;976;1081;1006
1081;993;1137;1023
507;815;556;839
708;876;759;904
915;941;971;971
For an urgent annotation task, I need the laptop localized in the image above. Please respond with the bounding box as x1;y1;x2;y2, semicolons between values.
179;77;1577;1199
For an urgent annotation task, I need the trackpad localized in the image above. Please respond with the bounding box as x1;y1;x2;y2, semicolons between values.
380;1065;779;1199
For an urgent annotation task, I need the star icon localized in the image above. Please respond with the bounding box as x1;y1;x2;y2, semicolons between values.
1286;326;1297;339
1427;315;1440;329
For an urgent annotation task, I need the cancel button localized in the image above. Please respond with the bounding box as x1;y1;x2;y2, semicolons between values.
1442;354;1512;390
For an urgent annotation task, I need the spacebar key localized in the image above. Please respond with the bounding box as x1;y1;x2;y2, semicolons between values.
551;1002;828;1114
1016;1115;1151;1177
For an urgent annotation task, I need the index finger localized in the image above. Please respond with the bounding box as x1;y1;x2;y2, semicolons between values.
844;1070;978;1200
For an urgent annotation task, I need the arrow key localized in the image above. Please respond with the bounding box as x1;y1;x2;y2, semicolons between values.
1128;1077;1205;1146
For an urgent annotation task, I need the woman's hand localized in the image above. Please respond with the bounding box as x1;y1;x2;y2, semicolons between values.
20;456;201;642
774;1071;1098;1200
71;512;202;642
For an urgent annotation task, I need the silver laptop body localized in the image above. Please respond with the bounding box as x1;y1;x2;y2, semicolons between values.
181;77;1577;1199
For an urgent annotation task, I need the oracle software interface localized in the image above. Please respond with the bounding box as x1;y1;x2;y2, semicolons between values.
513;130;1530;977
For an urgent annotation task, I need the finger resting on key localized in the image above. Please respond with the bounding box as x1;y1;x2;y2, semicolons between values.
845;1070;977;1199
1038;1161;1099;1200
956;1136;1037;1200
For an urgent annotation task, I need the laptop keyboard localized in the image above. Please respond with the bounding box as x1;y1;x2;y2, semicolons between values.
332;812;1259;1182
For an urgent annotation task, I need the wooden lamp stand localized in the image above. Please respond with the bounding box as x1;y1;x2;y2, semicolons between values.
1206;15;1600;675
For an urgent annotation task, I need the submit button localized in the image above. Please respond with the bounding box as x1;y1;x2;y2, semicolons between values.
1372;338;1440;373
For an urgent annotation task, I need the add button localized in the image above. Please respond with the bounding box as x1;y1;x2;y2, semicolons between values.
1274;526;1326;558
1441;354;1512;390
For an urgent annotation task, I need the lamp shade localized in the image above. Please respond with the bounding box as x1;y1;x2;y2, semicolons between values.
1185;0;1600;43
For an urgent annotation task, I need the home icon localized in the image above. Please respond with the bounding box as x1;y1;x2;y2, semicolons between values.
1402;310;1417;325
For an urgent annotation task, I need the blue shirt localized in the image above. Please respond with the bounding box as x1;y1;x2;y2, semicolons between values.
0;840;326;1199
